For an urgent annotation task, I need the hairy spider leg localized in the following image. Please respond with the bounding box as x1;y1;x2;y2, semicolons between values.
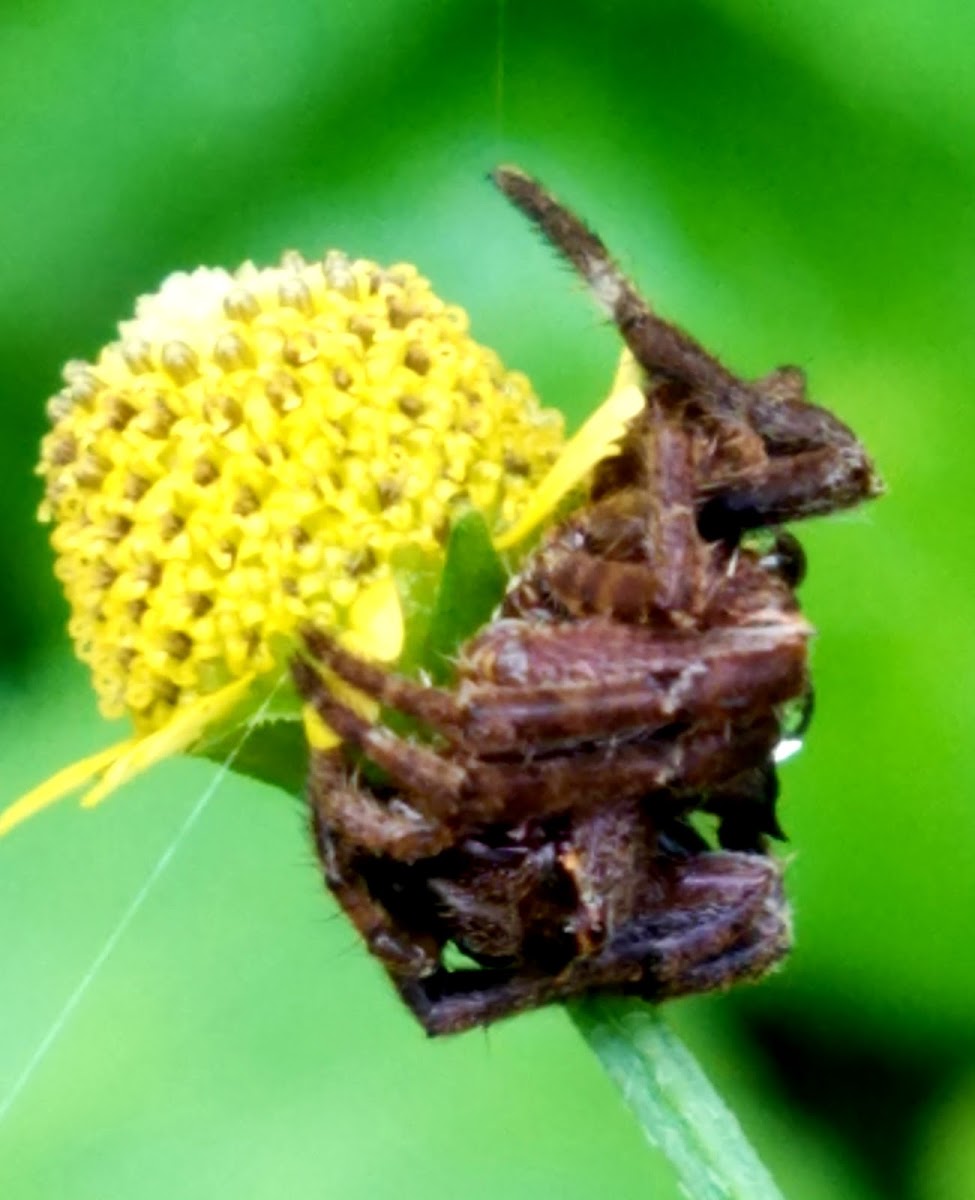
292;657;467;820
299;624;808;758
692;363;881;531
297;654;786;848
310;751;454;862
309;753;442;976
699;425;882;533
493;167;883;530
559;798;657;950
528;411;703;621
395;851;789;1035
661;896;790;998
492;165;738;401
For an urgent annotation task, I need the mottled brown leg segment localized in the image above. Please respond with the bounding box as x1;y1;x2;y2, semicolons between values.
311;759;454;863
299;623;808;758
309;753;441;977
492;166;741;400
536;416;700;622
698;386;883;534
701;443;881;534
293;655;467;819
301;627;464;734
466;717;784;824
559;798;653;949
538;550;670;622
303;658;782;837
397;851;789;1035
643;413;701;615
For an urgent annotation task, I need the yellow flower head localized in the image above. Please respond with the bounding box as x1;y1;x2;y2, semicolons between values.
3;245;644;835
40;253;564;728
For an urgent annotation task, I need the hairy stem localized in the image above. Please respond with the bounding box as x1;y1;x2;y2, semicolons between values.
567;996;784;1200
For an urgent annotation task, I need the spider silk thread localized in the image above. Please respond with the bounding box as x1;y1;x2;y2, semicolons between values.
0;676;288;1130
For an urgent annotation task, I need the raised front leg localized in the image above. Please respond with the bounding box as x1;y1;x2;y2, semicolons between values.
492;166;742;402
492;167;882;534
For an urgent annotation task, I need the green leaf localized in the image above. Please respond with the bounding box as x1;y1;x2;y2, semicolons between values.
418;509;508;683
198;715;309;798
389;541;446;679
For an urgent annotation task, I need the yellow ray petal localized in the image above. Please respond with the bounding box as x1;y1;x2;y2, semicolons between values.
302;673;382;752
607;345;645;395
0;738;139;837
303;706;343;752
303;576;404;750
493;350;645;551
342;575;404;662
80;673;257;809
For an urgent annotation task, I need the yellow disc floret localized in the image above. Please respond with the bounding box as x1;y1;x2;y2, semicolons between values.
3;241;641;838
38;252;564;733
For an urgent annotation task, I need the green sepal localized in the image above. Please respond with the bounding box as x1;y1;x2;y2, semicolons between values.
417;508;508;683
388;541;446;679
197;715;309;798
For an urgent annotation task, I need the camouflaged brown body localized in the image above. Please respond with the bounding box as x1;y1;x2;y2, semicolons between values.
293;167;882;1034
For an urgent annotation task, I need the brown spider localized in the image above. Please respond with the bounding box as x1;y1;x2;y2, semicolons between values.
291;167;883;1035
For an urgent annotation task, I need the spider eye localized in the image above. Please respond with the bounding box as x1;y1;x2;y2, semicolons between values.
760;531;807;588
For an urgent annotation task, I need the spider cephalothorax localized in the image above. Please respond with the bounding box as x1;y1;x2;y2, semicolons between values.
292;167;882;1035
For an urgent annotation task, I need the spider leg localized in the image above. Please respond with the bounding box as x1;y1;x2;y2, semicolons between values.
308;753;442;976
559;798;654;950
700;446;880;534
462;715;783;827
530;547;671;623
309;747;455;862
302;620;807;756
619;851;789;998
301;627;465;736
293;656;471;822
700;383;883;533
530;416;701;621
395;851;789;1035
659;913;790;999
396;966;553;1035
492;166;740;401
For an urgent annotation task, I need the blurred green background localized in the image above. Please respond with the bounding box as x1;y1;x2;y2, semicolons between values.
2;2;973;1197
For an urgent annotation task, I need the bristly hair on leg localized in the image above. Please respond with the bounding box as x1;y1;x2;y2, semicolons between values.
492;165;884;526
290;166;883;1037
492;165;739;401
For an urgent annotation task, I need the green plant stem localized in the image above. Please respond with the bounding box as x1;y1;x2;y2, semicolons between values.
567;996;784;1200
